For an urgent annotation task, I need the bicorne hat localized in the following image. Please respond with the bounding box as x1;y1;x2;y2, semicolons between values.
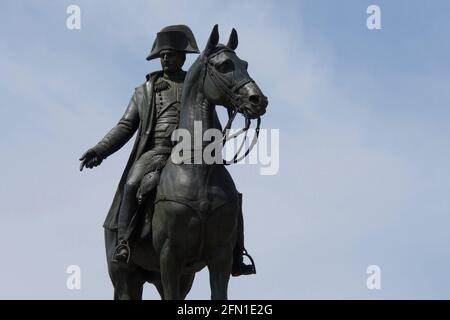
146;25;200;60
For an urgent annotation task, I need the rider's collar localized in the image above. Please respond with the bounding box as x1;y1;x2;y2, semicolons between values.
162;70;186;81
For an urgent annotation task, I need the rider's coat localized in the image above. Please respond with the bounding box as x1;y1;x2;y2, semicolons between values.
94;71;177;230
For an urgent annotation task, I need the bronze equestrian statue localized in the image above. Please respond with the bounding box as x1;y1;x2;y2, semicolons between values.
79;24;267;299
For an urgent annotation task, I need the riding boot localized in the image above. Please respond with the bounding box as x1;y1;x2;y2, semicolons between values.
231;192;256;277
113;183;139;263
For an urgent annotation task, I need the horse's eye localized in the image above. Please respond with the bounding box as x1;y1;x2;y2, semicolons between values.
216;60;234;73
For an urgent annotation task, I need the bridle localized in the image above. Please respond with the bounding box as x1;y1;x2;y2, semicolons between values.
200;48;261;165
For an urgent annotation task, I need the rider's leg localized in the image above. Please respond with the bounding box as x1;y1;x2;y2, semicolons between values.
113;160;147;263
232;192;256;277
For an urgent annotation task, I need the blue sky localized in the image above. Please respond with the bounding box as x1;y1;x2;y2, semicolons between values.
1;0;450;299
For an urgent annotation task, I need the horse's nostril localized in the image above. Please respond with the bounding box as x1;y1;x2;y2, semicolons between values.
260;96;268;109
258;96;268;109
249;95;260;105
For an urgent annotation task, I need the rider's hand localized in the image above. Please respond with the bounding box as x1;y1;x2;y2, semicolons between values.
79;148;103;171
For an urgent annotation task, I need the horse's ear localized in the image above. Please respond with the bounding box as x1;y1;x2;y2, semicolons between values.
205;24;219;55
227;28;238;50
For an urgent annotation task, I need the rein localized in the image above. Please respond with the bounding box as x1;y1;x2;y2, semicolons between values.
200;49;261;165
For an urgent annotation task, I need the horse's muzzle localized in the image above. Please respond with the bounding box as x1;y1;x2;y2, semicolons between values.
239;83;268;119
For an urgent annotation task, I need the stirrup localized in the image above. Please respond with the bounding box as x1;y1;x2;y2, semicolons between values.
232;248;257;277
242;248;256;274
112;240;131;264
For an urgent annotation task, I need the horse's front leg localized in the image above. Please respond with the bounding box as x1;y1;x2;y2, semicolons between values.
153;201;200;300
159;240;183;299
207;244;233;300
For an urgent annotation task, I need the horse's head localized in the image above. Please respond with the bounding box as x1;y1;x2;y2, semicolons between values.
200;25;268;119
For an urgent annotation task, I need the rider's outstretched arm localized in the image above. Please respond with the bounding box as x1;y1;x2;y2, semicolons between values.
92;93;140;160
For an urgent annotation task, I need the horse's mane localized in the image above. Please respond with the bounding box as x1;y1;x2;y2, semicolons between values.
179;45;232;131
184;55;203;87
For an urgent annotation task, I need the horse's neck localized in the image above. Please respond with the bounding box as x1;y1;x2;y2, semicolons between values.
179;80;216;146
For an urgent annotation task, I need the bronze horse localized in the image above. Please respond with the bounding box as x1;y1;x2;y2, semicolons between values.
105;25;268;300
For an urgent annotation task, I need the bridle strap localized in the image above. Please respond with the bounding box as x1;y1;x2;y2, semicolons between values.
223;116;261;165
200;49;262;165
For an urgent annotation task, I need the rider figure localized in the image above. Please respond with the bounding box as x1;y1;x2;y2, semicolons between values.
80;25;255;276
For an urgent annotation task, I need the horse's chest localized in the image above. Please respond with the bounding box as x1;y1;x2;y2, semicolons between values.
157;163;237;213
